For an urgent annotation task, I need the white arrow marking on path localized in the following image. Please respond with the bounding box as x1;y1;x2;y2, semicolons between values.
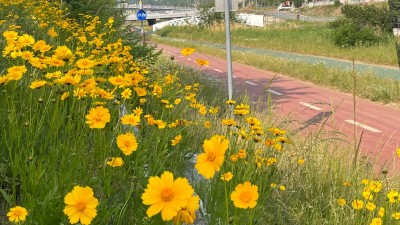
245;81;258;86
299;102;322;111
267;89;283;96
344;120;382;133
214;69;223;72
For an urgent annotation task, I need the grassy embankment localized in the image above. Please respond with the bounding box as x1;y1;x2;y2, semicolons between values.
1;1;400;225
151;22;400;105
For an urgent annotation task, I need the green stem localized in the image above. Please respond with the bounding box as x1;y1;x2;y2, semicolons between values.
224;181;229;224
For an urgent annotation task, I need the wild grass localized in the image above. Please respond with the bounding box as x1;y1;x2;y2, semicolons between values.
2;1;400;225
155;22;398;67
151;36;400;105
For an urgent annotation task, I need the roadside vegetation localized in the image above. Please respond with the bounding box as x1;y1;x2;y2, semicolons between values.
155;21;398;67
2;1;400;225
151;36;400;105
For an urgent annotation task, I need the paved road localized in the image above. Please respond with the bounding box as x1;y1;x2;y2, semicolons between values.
157;43;400;172
159;37;400;80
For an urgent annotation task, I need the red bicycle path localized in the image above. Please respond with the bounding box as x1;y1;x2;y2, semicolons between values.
156;43;400;172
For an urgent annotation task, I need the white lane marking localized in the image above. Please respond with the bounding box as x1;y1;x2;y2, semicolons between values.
344;120;382;133
245;81;258;86
299;102;322;111
214;69;223;72
267;89;283;96
187;58;192;61
233;75;238;78
178;55;184;58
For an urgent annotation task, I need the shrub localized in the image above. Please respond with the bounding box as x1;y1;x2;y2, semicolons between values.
333;0;342;7
330;4;393;47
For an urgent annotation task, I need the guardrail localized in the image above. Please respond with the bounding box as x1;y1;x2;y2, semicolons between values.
126;11;199;20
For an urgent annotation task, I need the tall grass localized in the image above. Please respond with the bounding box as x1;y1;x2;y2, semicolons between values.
156;22;398;67
1;1;400;225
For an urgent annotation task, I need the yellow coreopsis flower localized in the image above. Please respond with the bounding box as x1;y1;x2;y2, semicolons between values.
29;80;47;89
171;134;182;146
195;59;209;67
370;218;383;225
7;206;28;223
76;58;95;69
141;171;194;221
195;135;229;179
121;113;140;126
366;202;376;211
85;106;111;129
180;47;195;57
121;88;132;99
392;212;400;220
387;190;399;203
220;172;233;181
337;198;346;206
106;157;123;167
63;186;99;225
173;195;200;225
116;132;138;155
352;199;364;210
230;181;259;209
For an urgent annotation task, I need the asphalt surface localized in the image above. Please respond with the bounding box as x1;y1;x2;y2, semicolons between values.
157;43;400;172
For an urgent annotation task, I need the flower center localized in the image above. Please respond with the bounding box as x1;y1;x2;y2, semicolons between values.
76;201;86;211
161;188;174;201
240;192;251;202
13;210;22;216
207;152;216;161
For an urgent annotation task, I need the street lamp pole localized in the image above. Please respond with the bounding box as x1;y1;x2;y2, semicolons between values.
224;0;233;100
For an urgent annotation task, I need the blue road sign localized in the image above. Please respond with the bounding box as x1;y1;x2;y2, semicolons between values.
136;9;147;21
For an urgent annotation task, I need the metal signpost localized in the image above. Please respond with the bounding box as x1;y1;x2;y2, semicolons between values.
215;0;238;100
137;0;147;44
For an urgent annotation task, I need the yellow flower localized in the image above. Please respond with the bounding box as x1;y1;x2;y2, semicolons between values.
270;183;277;188
121;113;141;126
363;191;373;200
230;181;259;209
378;207;385;217
337;198;346;206
204;121;211;128
387;190;399;203
352;199;364;210
173;195;200;225
233;104;250;115
85;106;111;129
180;47;195;56
396;147;400;157
121;88;132;99
7;206;28;223
370;218;382;225
237;149;246;159
279;185;286;191
366;202;376;211
76;58;95;69
195;59;209;67
152;84;163;96
221;118;236;126
141;171;194;221
220;172;233;181
116;132;138;155
171;135;182;146
230;154;238;162
195;135;229;179
343;181;351;186
61;92;70;100
106;157;123;167
392;212;400;220
63;186;99;225
54;45;73;60
297;159;305;165
226;100;236;105
29;80;47;89
134;87;147;97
